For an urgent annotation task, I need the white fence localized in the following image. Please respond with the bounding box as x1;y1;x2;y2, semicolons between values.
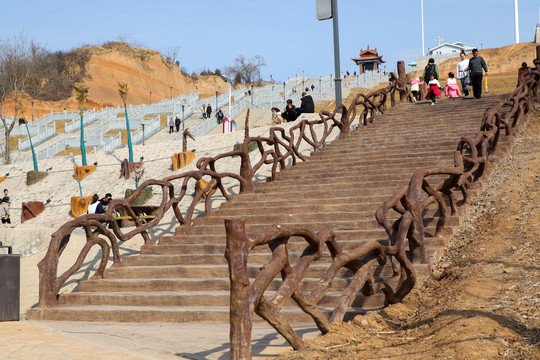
2;69;390;164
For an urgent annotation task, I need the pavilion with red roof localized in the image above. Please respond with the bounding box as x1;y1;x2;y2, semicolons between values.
351;45;385;74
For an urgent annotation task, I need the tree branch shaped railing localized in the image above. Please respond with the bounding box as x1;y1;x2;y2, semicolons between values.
36;63;408;308
225;218;405;359
375;46;540;269
225;48;540;359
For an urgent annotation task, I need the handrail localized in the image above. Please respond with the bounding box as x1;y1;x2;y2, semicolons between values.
376;47;540;266
225;62;412;358
35;62;406;309
225;50;540;358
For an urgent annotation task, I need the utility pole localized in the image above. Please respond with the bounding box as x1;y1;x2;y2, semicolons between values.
514;0;520;43
215;91;219;118
182;105;185;132
331;0;342;106
421;0;425;55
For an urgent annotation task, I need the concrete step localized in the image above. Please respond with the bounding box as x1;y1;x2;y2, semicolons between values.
192;208;458;227
279;159;455;176
57;288;402;309
27;305;372;323
176;216;458;236
130;246;444;266
150;235;448;256
252;177;450;194
103;262;431;280
78;277;354;293
168;224;455;243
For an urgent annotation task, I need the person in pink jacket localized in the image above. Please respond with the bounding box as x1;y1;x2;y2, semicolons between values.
410;77;423;102
445;72;461;99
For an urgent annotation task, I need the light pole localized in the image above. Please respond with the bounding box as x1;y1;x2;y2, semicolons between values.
331;0;342;106
181;105;185;132
283;82;286;100
319;77;322;94
170;86;173;99
196;86;199;98
215;91;219;117
302;70;305;90
251;85;254;104
421;0;425;56
271;86;274;108
514;0;520;43
24;121;38;171
31;101;34;121
141;124;145;146
228;82;232;120
150;91;152;105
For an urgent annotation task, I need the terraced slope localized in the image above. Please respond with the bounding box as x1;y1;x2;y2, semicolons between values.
28;95;509;323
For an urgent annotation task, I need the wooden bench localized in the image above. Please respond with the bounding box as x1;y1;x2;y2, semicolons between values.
113;205;159;228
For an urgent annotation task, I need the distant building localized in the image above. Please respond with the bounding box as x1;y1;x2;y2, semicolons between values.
351;46;385;74
408;41;477;73
427;41;476;57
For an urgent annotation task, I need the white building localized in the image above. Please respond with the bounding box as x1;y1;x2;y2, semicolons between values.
427;41;476;57
408;41;477;73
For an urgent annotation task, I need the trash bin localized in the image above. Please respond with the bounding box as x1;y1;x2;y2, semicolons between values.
0;243;20;321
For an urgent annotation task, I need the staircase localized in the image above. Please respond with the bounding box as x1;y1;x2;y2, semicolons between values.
28;95;509;323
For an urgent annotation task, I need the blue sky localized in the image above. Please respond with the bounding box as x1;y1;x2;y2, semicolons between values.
2;0;539;82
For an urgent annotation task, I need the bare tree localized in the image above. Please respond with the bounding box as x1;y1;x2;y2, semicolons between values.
225;55;266;85
0;33;41;164
162;46;181;64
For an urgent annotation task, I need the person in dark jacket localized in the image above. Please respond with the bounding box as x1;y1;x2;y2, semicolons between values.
100;193;112;211
206;104;212;119
279;99;297;123
296;92;315;116
422;58;439;81
216;109;224;124
468;48;488;99
175;116;181;132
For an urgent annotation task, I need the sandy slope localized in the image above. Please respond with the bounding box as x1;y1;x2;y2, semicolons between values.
3;43;228;118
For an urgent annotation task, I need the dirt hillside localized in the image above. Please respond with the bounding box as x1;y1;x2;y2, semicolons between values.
4;42;228;118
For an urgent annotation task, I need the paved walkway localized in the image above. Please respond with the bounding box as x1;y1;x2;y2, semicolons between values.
0;321;319;359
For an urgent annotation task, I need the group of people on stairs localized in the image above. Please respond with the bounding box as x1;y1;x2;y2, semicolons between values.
411;48;489;106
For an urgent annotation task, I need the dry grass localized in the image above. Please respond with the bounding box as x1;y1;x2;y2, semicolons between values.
8;135;26;150
55;147;94;156
54;121;67;133
104;129;137;144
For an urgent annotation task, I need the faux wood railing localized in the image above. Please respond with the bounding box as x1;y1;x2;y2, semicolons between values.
225;48;540;359
36;62;410;308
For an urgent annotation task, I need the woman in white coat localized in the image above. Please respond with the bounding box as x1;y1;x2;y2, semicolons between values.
456;51;470;97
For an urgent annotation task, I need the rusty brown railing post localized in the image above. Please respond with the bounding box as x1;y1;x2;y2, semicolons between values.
225;218;252;360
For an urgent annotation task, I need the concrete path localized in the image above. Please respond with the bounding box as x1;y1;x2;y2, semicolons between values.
0;321;319;359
